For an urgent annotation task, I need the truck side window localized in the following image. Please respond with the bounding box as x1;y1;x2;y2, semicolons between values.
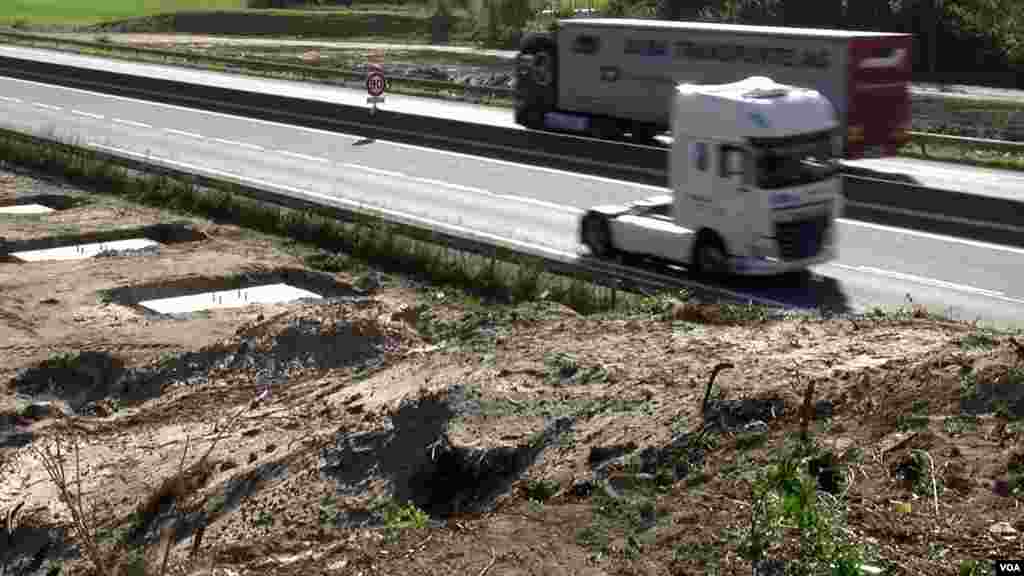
572;35;600;55
692;142;708;172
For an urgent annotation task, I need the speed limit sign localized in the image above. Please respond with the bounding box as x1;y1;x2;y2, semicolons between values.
366;71;386;97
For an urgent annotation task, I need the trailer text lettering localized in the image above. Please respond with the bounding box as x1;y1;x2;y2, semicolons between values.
648;39;830;69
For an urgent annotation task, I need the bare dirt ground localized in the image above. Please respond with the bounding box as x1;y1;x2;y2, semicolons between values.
3;165;1024;576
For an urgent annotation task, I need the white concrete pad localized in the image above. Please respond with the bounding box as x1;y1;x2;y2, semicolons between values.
0;204;55;215
139;283;323;314
10;238;159;262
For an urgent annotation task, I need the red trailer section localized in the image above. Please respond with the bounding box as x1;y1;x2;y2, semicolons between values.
514;19;914;159
846;35;914;158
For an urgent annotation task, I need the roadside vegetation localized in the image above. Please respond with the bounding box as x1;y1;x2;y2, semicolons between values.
0;0;248;28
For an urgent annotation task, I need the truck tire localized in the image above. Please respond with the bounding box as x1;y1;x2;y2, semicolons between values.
516;34;556;131
630;123;660;144
590;117;622;140
581;212;614;258
692;231;730;278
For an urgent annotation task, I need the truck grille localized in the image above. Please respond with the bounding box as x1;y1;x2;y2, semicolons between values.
775;215;829;260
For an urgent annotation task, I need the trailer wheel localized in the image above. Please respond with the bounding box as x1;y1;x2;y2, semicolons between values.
692;232;730;278
581;212;614;258
589;117;622;140
629;123;659;144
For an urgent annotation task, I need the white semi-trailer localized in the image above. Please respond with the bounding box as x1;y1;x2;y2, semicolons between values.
579;76;842;277
515;18;912;158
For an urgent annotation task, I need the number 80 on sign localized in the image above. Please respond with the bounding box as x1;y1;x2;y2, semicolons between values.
366;71;387;97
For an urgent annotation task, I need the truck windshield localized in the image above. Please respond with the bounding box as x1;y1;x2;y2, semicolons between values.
753;135;839;190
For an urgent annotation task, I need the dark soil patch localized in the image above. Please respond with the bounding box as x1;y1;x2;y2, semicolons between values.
320;385;575;520
0;221;206;256
7;299;387;413
0;194;90;211
0;523;77;576
703;396;786;432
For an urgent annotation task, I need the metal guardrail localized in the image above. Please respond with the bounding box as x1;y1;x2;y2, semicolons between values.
3;29;1023;157
907;130;1024;157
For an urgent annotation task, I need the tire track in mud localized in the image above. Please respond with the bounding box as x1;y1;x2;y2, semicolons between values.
0;308;37;338
0;342;185;353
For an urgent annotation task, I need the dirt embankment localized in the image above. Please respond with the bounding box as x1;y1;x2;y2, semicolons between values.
3;167;1024;575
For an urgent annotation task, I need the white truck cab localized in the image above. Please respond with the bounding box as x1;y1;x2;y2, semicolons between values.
579;76;843;277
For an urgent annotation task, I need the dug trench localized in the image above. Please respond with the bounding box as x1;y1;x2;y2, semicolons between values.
0;221;207;262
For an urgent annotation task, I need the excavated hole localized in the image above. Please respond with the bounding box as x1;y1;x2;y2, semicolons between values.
320;385;575;523
0;523;78;576
99;387;574;549
99;267;360;317
0;221;206;262
8;294;383;415
0;193;89;211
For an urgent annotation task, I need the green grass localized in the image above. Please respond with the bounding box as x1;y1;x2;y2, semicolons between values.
898;141;1024;172
0;0;247;27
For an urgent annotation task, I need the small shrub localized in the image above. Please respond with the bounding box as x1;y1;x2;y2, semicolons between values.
373;498;430;541
523;478;560;502
960;331;1000;350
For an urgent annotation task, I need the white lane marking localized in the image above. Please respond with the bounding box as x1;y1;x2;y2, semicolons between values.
88;141;580;259
830;263;1002;297
343;162;581;215
211;137;264;151
165;128;204;139
381;139;669;193
279;150;328;163
343;163;402;178
85;141;790;309
0;76;668;192
71;109;104;120
111;117;152;129
0;96;22;103
838;213;1024;256
32;102;61;111
4;77;1017;244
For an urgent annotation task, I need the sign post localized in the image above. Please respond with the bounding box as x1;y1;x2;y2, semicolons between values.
366;65;387;115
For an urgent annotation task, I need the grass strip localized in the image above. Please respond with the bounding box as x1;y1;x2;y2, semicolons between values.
0;126;671;315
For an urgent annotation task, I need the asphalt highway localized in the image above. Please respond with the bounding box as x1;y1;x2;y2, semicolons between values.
2;74;1023;329
2;43;1023;204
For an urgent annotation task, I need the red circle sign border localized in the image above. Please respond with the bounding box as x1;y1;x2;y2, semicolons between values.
366;71;386;97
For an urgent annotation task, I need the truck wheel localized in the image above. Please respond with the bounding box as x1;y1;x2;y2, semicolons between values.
692;233;730;278
523;108;546;130
581;213;614;258
630;123;658;144
590;117;621;140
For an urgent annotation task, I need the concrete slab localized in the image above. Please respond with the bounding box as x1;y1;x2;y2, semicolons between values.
138;283;323;314
10;238;159;262
0;204;56;215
